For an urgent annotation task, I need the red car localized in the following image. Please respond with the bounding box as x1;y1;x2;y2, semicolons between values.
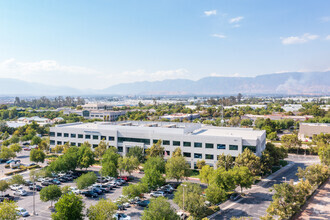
23;148;31;151
118;176;129;181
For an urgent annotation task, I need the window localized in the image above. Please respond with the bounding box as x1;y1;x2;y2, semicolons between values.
205;143;214;149
183;142;191;147
109;136;115;141
85;135;91;139
64;133;69;137
101;136;106;140
118;147;123;152
194;153;202;159
243;145;256;153
173;141;180;146
78;134;83;139
165;151;170;156
183;152;191;158
153;139;159;144
93;135;99;140
50;132;55;137
57;133;62;137
229;145;238;150
78;143;82;147
71;142;76;146
71;134;76;138
163;140;170;145
217;144;226;150
194;142;202;148
50;140;55;145
118;137;150;145
205;154;214;160
93;144;98;148
57;141;62;145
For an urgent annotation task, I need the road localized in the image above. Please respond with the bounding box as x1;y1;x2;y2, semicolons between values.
210;154;320;220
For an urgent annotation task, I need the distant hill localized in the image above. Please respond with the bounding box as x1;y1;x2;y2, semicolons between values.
0;72;329;96
101;72;330;95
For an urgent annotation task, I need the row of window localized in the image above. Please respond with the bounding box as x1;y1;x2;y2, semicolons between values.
50;140;124;153
50;132;115;141
183;152;215;160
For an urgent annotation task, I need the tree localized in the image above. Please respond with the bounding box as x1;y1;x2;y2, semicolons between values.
144;156;165;173
102;147;120;168
77;144;95;169
61;185;71;194
146;140;164;158
30;149;46;164
281;134;302;153
122;182;148;199
210;167;236;192
31;136;42;146
38;139;50;152
0;200;19;220
118;156;139;176
196;159;206;169
199;165;214;185
53;145;64;154
9;144;22;154
0;147;16;160
142;197;179;220
40;185;62;207
75;172;97;190
9;174;26;185
142;168;165;190
166;156;190;182
52;193;84;220
9;135;19;144
0;180;9;196
232;166;254;193
297;164;329;186
173;182;206;218
205;184;227;205
172;147;182;157
240;119;252;127
267;132;278;141
126;146;145;163
228;116;241;127
87;199;117;220
94;140;107;159
318;144;330;166
101;161;118;177
216;153;234;170
235;148;261;176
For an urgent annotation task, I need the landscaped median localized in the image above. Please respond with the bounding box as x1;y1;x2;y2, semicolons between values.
4;164;41;176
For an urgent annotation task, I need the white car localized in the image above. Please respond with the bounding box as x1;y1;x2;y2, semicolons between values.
113;213;131;220
69;187;81;194
10;184;23;191
150;191;166;197
14;189;28;196
92;183;102;188
17;207;30;217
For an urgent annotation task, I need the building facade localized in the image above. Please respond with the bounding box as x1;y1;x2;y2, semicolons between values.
298;123;330;141
50;121;266;168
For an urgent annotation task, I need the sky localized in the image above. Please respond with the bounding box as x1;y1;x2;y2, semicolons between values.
0;0;329;89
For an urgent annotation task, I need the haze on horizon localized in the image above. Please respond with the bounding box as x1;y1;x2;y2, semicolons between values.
0;0;329;89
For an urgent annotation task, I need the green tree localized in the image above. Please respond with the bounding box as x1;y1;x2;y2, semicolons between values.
101;161;118;177
142;167;165;190
0;180;9;196
216;153;234;170
267;132;278;141
87;199;117;220
143;156;165;173
9;135;19;144
297;164;329;186
232;166;254;193
281;134;302;153
240;119;253;127
9;174;26;185
199;165;214;185
0;147;16;160
318;144;330;166
77;144;95;169
210;167;236;192
0;200;19;220
173;182;206;218
102;147;120;168
196;159;206;169
31;136;42;146
205;183;227;205
75;172;97;190
30;149;46;164
142;197;179;220
38;139;50;152
235;148;261;176
94;140;107;159
165;156;190;182
172;147;182;157
126;146;145;163
118;156;139;176
40;185;62;207
122;182;148;199
146;140;164;158
52;193;84;220
9;144;22;154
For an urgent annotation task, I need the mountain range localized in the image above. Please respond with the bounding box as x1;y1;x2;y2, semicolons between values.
0;72;329;96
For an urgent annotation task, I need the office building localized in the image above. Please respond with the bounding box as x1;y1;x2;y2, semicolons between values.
298;123;330;141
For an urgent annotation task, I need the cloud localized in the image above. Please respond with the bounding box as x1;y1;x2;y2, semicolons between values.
210;73;240;77
211;34;226;39
281;33;319;45
204;10;217;16
120;68;190;81
320;16;330;22
326;35;330;40
229;16;244;24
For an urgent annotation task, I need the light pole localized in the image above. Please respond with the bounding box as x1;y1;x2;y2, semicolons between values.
282;177;287;183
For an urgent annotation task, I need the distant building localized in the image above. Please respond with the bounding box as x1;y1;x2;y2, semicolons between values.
298;123;330;141
62;109;126;121
17;116;52;125
160;113;200;121
225;104;267;110
50;121;266;168
82;103;113;110
242;114;314;122
282;104;303;112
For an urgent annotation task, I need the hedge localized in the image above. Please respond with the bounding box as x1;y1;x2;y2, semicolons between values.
5;168;28;176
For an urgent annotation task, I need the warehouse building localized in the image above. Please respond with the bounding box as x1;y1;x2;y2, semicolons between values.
50;121;266;168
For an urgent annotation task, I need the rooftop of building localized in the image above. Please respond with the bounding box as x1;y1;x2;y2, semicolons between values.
300;123;330;127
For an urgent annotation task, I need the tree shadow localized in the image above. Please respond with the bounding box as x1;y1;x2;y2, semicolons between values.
212;208;249;220
239;192;272;205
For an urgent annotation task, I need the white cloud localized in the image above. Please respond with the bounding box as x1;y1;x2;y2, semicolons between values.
281;33;319;45
210;73;240;77
204;10;217;16
211;34;226;39
326;35;330;40
229;16;244;24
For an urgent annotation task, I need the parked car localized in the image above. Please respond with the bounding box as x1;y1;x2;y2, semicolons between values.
90;187;103;195
29;185;42;191
10;184;23;191
17;208;30;217
0;159;8;163
129;196;141;204
24;180;33;186
82;191;98;198
113;213;131;220
6;160;14;164
23;148;31;151
27;163;36;167
69;187;81;194
118;176;129;182
52;179;61;185
137;200;150;207
0;194;15;202
100;185;111;193
41;181;52;186
150;191;166;197
230;193;241;201
14;189;28;196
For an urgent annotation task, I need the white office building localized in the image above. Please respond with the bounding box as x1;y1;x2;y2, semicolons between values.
50;121;266;168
